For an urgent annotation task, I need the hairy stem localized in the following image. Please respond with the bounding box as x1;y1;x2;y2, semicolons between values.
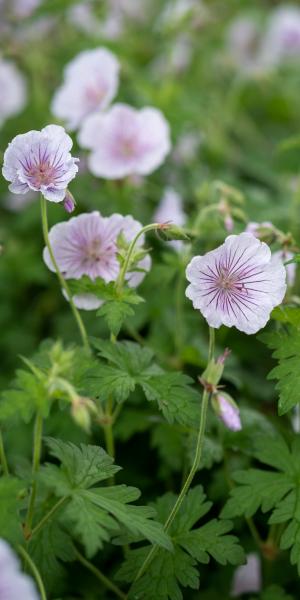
40;195;90;352
126;327;215;596
75;549;126;600
18;545;47;600
24;412;43;537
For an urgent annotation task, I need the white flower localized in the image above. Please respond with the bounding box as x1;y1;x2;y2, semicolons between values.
0;59;27;126
0;539;39;600
43;211;151;310
186;232;287;334
52;48;120;131
78;103;171;179
2;125;78;202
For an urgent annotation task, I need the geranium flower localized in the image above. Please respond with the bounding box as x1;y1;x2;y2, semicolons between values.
0;539;39;600
185;232;286;334
2;125;78;202
43;211;151;309
0;59;27;126
51;48;120;130
78;103;171;179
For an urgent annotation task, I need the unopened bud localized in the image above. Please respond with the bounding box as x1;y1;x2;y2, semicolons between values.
212;392;242;432
71;396;97;432
63;190;76;214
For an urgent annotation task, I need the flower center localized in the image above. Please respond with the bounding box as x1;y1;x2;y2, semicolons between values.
28;162;55;187
121;139;137;158
85;238;103;262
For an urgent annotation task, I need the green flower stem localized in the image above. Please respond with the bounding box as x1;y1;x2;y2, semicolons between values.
18;545;47;600
0;430;9;476
40;195;90;353
75;549;126;600
24;413;43;537
115;223;160;295
30;496;68;539
126;327;215;596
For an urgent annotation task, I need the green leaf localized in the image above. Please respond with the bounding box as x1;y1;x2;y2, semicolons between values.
0;477;24;544
39;438;172;557
254;585;295;600
221;435;300;574
97;301;135;336
117;486;244;600
28;519;75;593
86;339;200;425
261;326;300;414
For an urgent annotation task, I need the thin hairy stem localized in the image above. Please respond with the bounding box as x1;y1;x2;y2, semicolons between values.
116;223;159;294
30;496;68;538
0;430;9;476
24;412;43;537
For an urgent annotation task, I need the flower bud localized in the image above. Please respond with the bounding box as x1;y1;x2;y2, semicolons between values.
212;392;242;431
63;190;76;213
71;396;97;432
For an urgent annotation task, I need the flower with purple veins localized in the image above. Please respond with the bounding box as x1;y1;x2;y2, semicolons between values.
78;103;171;179
43;211;151;310
185;232;286;334
0;539;39;600
51;48;120;131
2;125;79;202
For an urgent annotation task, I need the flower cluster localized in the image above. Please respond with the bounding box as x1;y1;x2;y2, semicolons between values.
43;211;151;309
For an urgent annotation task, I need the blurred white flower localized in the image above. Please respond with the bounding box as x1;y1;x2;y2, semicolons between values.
231;553;261;596
3;191;36;212
225;17;265;76
12;0;41;18
78;103;171;179
0;59;27;126
273;249;296;288
0;539;39;600
52;48;120;131
154;187;186;251
261;6;300;68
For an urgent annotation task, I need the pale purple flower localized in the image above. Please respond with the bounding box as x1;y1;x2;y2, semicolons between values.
0;59;27;126
231;553;261;597
0;539;39;600
215;394;242;432
273;249;296;288
2;125;79;202
51;48;120;131
78;103;171;179
43;211;151;310
260;6;300;67
12;0;41;17
185;232;286;334
154;187;186;251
